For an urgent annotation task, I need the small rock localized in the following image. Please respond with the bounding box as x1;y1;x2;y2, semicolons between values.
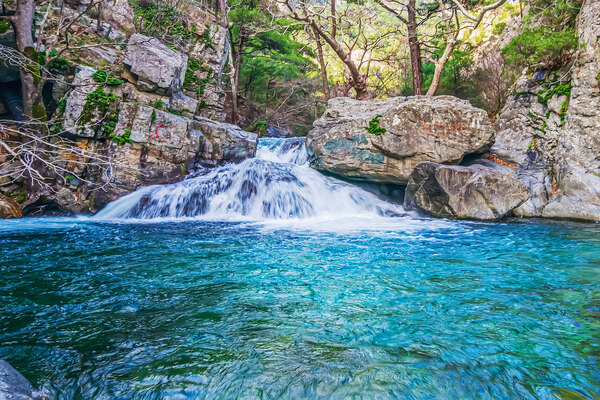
123;34;188;95
170;91;198;114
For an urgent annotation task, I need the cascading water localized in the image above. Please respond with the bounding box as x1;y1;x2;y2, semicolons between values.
93;137;405;220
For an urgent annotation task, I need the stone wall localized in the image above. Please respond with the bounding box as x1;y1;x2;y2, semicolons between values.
0;1;256;216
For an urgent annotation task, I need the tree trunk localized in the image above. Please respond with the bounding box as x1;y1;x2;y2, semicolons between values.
14;0;45;120
312;27;330;99
309;21;372;100
407;0;423;95
426;35;457;96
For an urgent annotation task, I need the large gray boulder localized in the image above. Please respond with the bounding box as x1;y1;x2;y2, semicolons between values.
123;34;188;95
0;360;45;400
306;96;495;184
190;117;258;166
404;162;529;220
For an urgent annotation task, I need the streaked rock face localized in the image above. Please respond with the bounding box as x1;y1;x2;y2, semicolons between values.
306;96;495;184
491;0;600;221
404;162;529;220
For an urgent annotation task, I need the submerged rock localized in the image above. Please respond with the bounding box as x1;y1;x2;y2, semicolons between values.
0;193;22;219
306;96;495;184
404;162;529;220
0;360;45;400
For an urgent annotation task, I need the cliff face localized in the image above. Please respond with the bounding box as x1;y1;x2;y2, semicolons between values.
492;0;600;221
0;0;258;216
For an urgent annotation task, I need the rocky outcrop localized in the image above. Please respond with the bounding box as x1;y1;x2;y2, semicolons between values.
0;360;45;399
543;0;600;221
405;162;529;220
0;193;22;219
123;34;188;95
490;0;600;221
307;96;495;184
191;117;258;166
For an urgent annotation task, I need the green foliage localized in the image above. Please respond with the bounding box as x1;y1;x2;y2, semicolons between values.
80;86;118;136
154;99;164;109
502;0;580;70
183;58;213;97
151;110;156;124
537;80;571;105
559;100;569;124
493;22;507;35
230;1;318;134
422;42;476;101
0;19;12;34
130;0;197;45
109;129;133;144
247;120;267;136
502;27;578;69
366;115;386;135
38;49;71;73
57;96;68;112
92;69;123;86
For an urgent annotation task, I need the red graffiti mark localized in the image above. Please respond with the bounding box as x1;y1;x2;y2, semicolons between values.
155;125;167;140
487;153;517;168
417;121;464;139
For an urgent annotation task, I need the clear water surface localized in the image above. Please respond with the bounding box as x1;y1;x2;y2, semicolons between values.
0;139;599;399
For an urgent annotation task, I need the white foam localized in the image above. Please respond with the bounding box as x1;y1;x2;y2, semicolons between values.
93;138;406;221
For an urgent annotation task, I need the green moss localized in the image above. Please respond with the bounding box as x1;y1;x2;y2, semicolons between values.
151;110;157;124
0;19;11;34
154;99;164;108
492;22;507;36
559;100;569;124
38;49;72;73
537;80;571;106
199;100;207;109
80;86;118;136
166;108;183;116
366;115;386;135
92;69;123;86
57;96;68;112
4;188;27;204
109;129;133;144
529;138;537;149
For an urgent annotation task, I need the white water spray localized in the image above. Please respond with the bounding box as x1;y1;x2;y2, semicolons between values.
93;138;405;220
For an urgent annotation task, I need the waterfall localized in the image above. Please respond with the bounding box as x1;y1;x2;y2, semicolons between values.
93;138;405;221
